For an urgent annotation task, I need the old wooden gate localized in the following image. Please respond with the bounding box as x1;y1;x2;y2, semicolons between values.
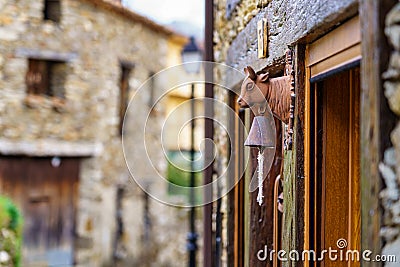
0;157;79;266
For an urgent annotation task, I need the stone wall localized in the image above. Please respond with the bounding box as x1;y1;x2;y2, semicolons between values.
381;3;400;265
0;0;188;266
215;0;358;87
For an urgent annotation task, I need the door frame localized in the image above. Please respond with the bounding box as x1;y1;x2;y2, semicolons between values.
304;15;361;267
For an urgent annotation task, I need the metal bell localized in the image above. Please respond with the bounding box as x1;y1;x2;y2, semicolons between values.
244;115;275;148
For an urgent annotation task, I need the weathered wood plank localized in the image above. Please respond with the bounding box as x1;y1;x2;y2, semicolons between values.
249;118;282;267
282;149;294;267
360;0;397;262
294;44;306;261
281;45;306;267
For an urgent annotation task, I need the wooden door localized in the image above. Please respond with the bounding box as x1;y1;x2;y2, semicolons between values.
0;157;79;266
310;67;360;266
304;15;361;267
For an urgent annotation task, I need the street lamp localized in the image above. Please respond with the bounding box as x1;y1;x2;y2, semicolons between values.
182;36;202;73
181;36;201;267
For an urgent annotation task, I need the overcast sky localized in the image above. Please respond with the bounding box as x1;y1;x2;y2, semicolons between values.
125;0;205;32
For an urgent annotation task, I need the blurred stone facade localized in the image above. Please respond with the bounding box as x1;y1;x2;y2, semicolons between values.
0;0;189;266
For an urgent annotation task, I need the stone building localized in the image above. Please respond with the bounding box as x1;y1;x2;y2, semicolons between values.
209;0;400;266
0;0;190;266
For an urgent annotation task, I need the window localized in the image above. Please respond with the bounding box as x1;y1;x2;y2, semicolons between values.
44;0;61;22
26;59;66;98
119;65;132;135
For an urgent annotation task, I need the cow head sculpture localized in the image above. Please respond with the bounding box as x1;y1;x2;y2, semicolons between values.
237;65;291;124
237;66;269;108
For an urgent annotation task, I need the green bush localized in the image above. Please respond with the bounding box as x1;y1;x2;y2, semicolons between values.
0;196;23;267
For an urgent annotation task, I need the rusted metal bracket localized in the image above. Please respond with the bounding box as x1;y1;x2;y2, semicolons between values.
286;49;296;151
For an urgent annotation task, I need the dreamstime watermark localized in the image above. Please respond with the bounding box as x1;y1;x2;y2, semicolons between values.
257;238;397;263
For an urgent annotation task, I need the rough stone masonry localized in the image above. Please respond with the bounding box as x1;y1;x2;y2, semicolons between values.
381;3;400;265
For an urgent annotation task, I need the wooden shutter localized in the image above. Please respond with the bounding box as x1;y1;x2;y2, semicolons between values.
26;59;50;96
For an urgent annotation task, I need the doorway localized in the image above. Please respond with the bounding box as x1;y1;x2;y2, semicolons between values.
310;66;361;266
305;15;361;267
0;157;79;266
